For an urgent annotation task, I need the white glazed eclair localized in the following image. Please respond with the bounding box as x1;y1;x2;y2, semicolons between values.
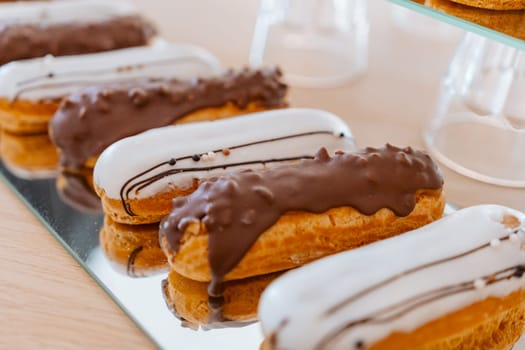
0;40;222;134
93;108;356;225
259;205;525;350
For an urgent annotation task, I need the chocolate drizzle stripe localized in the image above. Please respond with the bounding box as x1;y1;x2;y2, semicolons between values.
301;228;525;349
134;157;313;195
324;233;515;316
11;57;207;103
126;245;143;277
124;156;314;216
315;264;524;350
118;130;340;216
16;56;202;88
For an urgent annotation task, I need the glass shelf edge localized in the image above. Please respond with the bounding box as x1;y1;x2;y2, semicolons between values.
387;0;525;51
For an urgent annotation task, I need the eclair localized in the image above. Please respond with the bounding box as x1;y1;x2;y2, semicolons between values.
162;270;281;330
159;144;445;296
0;40;222;134
94;108;352;225
258;205;525;350
100;216;167;277
0;0;156;66
427;0;525;40
52;67;288;171
448;0;525;9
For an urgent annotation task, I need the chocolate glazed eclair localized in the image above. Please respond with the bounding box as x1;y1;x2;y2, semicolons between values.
0;14;156;65
50;67;288;171
159;144;445;315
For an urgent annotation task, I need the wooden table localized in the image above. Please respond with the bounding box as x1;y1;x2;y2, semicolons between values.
1;1;523;348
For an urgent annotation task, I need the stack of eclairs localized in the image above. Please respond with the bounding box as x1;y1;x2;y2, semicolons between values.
2;1;525;348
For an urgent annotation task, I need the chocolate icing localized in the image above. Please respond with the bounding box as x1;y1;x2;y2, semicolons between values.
159;145;444;297
50;67;288;169
0;15;156;65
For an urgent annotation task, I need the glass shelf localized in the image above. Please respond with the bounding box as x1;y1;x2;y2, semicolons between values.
389;0;525;51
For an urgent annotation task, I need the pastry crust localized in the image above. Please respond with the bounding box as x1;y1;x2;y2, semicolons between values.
100;216;167;277
369;289;525;350
448;0;525;9
161;189;445;282
162;269;280;329
261;290;525;350
428;0;525;40
95;101;284;224
0;99;60;135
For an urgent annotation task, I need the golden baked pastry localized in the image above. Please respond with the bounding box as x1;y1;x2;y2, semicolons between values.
427;0;525;40
99;216;167;277
0;99;59;135
0;129;59;178
449;0;525;9
368;290;525;349
162;189;445;283
162;270;280;329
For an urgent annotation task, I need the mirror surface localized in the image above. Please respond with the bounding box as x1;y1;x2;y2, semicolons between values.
390;0;525;50
0;162;263;349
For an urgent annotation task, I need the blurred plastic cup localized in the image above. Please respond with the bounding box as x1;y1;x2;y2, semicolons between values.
249;0;369;88
424;33;525;187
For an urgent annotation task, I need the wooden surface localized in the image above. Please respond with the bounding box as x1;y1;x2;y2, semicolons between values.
1;1;523;349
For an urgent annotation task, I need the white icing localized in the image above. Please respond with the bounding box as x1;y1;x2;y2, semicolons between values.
93;108;355;200
258;205;525;350
0;39;223;101
0;0;136;25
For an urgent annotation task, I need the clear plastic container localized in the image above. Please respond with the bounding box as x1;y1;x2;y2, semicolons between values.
424;33;525;187
249;0;369;88
390;4;459;40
